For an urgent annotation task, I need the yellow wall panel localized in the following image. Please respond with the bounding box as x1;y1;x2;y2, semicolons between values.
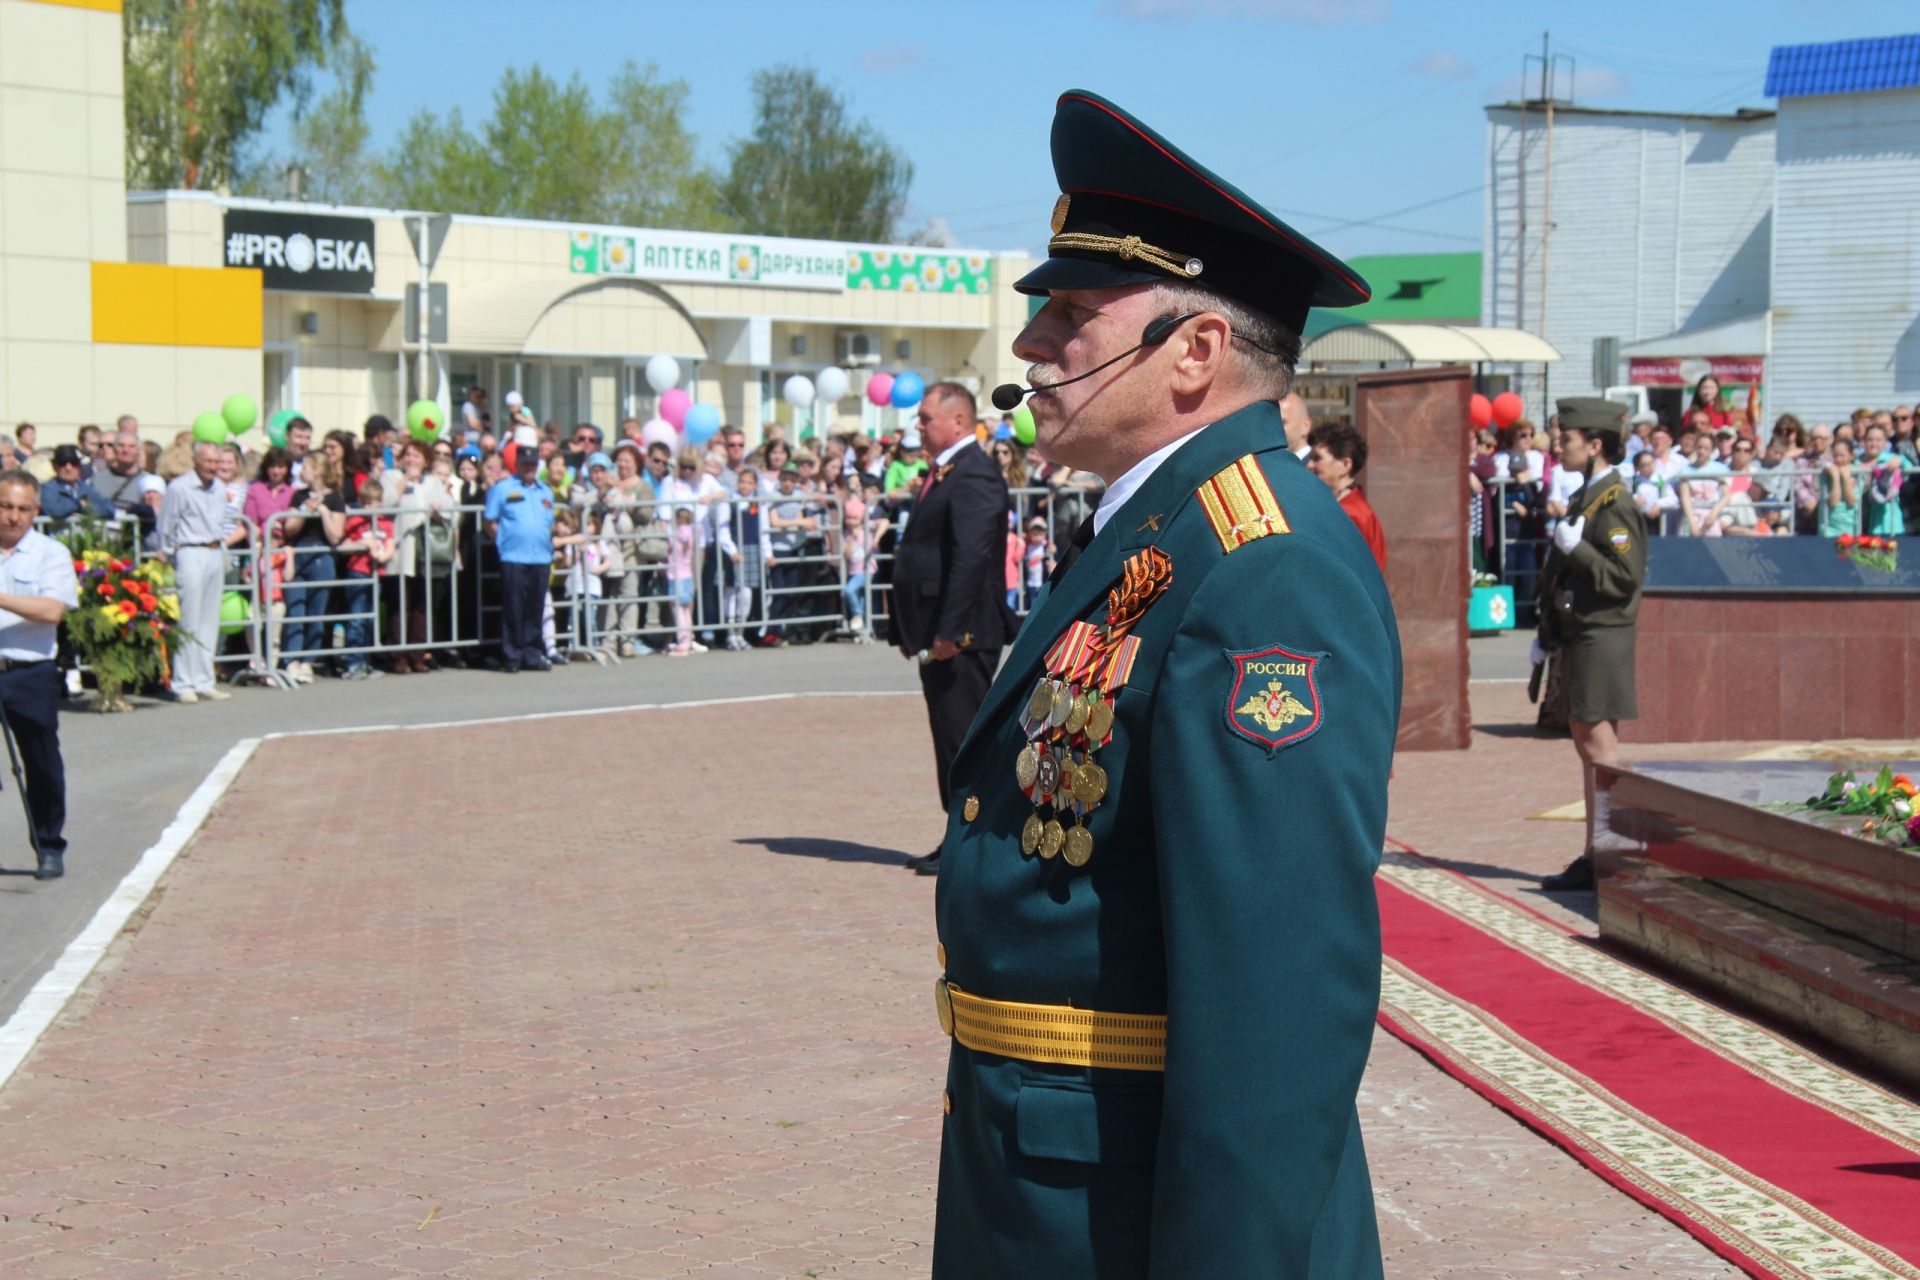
174;265;261;348
21;0;122;11
91;261;259;349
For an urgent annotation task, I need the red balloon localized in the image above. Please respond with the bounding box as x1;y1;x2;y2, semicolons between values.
1491;392;1525;428
1468;394;1493;429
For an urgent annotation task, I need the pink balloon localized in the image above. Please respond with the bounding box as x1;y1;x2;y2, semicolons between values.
866;372;895;407
639;418;678;450
659;388;692;429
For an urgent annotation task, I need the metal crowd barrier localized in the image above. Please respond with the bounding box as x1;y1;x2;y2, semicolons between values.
1478;459;1915;617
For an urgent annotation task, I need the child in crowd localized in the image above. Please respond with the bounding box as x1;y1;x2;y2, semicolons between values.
1631;451;1664;525
1004;511;1022;610
337;476;395;680
1021;516;1052;609
666;505;698;656
1820;439;1860;537
552;506;610;653
840;473;882;635
715;466;774;650
1861;422;1906;537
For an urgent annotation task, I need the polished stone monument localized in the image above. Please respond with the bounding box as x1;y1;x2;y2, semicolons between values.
1596;758;1920;1091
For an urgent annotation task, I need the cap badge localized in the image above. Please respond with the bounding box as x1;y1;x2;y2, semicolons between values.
1051;193;1072;234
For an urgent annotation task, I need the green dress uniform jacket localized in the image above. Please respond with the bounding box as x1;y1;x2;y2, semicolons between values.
1539;466;1649;632
931;401;1402;1279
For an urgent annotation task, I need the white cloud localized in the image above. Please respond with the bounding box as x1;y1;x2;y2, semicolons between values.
1101;0;1388;24
1406;49;1473;81
856;43;928;75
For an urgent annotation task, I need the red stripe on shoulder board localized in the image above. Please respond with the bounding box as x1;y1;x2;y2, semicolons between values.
1058;92;1369;302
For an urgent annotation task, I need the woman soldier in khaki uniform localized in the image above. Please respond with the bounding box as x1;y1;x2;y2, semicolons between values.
1536;397;1649;892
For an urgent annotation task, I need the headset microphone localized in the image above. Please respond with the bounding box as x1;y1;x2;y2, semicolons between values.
990;312;1199;412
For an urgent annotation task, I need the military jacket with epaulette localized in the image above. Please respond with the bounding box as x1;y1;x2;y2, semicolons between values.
928;401;1402;1280
1540;466;1649;631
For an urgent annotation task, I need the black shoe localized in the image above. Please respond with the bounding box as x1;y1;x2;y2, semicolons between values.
526;657;552;672
34;852;64;880
904;850;941;873
1541;855;1595;893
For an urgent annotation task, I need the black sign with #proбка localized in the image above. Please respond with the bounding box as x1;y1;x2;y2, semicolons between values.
222;208;376;294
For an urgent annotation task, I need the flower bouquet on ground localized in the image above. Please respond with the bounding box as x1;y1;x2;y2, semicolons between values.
1796;766;1920;851
55;521;181;711
1836;533;1898;572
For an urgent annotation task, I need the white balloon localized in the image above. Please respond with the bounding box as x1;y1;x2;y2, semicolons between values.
814;366;850;403
782;374;816;409
640;418;678;449
644;354;681;395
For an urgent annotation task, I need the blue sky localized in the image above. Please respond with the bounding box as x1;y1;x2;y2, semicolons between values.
266;0;1918;258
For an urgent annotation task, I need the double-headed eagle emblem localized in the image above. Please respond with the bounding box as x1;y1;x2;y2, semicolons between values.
1236;679;1311;733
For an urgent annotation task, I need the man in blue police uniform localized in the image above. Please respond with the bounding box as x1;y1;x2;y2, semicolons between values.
0;471;80;879
931;91;1401;1278
484;444;557;673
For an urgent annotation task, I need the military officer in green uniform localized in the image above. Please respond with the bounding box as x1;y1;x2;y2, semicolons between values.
930;90;1401;1278
1535;397;1648;893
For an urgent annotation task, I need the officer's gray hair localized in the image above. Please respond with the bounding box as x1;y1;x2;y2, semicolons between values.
1148;283;1300;401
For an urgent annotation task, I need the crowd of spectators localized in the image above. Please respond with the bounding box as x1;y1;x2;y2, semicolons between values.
1470;387;1916;605
7;395;1112;698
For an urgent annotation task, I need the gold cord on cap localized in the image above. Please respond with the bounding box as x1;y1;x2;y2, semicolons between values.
1048;230;1203;280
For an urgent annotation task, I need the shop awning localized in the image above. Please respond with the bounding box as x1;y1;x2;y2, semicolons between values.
1618;310;1770;360
1300;322;1562;365
439;275;707;356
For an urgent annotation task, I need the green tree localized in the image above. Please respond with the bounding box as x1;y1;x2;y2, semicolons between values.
123;0;351;191
237;35;374;204
373;61;728;228
720;65;912;242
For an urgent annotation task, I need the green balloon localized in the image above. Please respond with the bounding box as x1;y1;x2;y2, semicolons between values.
219;590;251;636
406;399;442;441
191;412;230;444
267;408;299;449
1011;403;1037;447
221;393;257;434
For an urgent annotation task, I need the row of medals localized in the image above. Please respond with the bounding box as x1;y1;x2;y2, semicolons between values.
1015;677;1114;867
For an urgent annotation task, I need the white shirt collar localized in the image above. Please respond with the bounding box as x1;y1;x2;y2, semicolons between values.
1092;427;1208;535
934;437;973;467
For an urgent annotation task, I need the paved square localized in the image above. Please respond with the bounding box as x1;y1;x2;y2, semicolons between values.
0;691;1747;1276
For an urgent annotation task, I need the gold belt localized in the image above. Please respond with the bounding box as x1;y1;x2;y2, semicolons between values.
935;978;1166;1072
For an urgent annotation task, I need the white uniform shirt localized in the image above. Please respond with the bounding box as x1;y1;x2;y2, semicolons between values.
1092;427;1207;536
0;528;79;661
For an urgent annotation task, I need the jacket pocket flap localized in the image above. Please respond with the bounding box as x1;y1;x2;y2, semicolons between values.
1015;1080;1160;1167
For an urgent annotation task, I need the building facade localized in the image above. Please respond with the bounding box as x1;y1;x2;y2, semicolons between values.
1766;36;1920;420
127;193;1034;443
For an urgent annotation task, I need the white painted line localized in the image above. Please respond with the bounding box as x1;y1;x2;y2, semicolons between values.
0;736;261;1092
1470;677;1530;685
0;688;920;1093
266;688;918;740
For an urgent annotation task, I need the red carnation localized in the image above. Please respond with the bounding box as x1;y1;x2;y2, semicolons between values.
1838;534;1855;548
95;582;112;596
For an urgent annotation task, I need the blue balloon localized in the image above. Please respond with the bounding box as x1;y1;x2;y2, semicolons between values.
890;370;925;409
683;402;721;445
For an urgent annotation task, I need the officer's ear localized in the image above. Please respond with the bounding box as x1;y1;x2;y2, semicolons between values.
1167;311;1233;400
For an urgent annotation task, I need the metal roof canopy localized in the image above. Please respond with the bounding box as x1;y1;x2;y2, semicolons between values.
1619;311;1771;360
1301;322;1562;366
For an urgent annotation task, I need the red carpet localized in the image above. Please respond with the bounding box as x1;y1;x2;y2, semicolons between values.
1376;843;1920;1280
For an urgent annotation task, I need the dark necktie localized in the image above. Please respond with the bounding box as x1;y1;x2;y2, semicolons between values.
1048;513;1096;587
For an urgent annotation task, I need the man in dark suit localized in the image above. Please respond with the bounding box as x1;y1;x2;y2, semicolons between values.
890;382;1014;876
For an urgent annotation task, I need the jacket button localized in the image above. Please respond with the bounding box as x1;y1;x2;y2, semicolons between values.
936;942;947;968
962;795;980;822
943;1089;953;1115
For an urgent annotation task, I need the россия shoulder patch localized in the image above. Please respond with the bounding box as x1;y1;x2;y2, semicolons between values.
1225;643;1325;752
1197;455;1290;554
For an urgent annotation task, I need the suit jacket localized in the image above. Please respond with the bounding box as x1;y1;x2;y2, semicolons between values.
887;441;1016;654
931;401;1401;1279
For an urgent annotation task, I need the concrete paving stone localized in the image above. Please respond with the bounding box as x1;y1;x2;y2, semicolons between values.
0;689;1781;1277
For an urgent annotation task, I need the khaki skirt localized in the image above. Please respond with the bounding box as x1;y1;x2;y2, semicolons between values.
1562;625;1638;724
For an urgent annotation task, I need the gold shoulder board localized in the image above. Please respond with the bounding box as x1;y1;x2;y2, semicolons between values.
1198;455;1290;553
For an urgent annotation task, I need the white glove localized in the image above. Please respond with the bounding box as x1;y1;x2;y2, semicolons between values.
1530;637;1546;666
1552;516;1585;555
